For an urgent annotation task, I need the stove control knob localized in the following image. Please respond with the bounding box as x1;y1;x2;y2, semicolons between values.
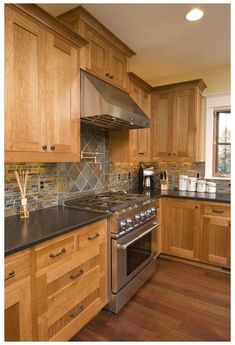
135;214;141;222
120;220;126;229
127;218;133;226
151;207;156;215
140;211;146;219
146;209;152;217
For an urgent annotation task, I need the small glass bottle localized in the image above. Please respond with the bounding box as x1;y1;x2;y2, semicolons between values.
20;198;29;219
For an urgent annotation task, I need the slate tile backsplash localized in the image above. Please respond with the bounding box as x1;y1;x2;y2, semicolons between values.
4;124;230;217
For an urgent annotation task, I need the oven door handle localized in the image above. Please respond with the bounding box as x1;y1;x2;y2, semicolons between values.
116;222;160;250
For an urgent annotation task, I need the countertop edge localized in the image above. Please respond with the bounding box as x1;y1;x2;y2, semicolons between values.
5;212;109;257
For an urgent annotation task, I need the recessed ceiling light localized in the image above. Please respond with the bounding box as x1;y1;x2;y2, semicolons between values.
186;8;204;21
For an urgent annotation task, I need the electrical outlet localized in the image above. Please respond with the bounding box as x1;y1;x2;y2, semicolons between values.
117;173;121;181
39;178;45;190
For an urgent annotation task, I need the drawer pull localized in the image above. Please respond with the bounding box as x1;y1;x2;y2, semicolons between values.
5;271;15;281
69;304;84;318
88;233;100;241
69;268;84;280
49;247;66;258
212;209;224;214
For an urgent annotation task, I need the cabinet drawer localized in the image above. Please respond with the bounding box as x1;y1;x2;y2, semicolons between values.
204;203;230;217
5;252;30;287
36;235;75;271
78;222;106;250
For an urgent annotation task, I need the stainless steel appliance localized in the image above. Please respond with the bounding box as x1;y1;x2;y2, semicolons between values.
65;191;160;313
139;165;155;190
81;70;150;130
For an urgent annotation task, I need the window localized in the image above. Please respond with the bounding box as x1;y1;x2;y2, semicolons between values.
205;93;230;179
213;109;231;177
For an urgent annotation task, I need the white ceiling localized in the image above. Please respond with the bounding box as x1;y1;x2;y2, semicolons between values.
39;3;230;85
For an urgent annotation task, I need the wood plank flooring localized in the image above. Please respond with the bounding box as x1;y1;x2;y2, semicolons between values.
71;258;230;341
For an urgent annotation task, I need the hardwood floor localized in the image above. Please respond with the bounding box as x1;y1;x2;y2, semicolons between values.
71;258;230;341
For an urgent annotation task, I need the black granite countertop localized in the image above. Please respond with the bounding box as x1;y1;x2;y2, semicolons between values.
130;188;231;203
5;205;109;256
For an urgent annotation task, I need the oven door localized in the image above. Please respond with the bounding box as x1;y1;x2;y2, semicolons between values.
112;219;160;293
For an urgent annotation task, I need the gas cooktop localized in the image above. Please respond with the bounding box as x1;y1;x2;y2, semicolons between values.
64;191;149;212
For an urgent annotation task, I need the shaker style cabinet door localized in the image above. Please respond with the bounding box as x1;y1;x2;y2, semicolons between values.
151;92;174;159
162;198;200;260
109;47;127;89
46;33;79;155
172;89;196;159
5;7;46;153
85;28;110;78
5;282;32;341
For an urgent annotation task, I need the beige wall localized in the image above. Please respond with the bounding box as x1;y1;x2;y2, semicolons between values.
147;64;230;95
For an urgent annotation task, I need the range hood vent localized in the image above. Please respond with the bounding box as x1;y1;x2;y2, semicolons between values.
80;70;150;130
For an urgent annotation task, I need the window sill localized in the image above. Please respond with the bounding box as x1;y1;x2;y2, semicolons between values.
204;176;231;181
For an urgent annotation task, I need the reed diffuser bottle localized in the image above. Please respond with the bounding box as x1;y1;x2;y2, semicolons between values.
14;169;29;219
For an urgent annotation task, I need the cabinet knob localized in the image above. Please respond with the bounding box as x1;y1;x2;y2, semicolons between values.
168;153;171;156
195;206;198;209
50;145;55;151
105;73;109;77
172;152;176;156
109;75;114;79
42;145;47;150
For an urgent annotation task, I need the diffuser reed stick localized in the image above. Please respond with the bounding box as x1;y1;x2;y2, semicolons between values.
14;169;29;218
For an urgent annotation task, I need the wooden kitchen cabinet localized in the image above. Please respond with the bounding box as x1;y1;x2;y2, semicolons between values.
200;202;230;268
5;4;86;162
161;198;201;260
151;79;206;162
109;72;152;163
35;219;108;341
5;250;32;341
57;6;135;91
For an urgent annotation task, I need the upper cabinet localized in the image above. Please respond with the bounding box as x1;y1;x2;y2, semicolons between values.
128;73;152;162
5;4;87;162
57;6;135;91
151;80;206;162
109;73;152;163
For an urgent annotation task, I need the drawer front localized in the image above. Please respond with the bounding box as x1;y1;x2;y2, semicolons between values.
5;253;30;287
204;203;230;217
36;236;75;271
78;222;106;251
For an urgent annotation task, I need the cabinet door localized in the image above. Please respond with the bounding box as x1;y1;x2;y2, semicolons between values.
162;199;200;260
85;28;109;78
151;93;173;159
173;89;196;159
129;83;150;161
201;216;230;267
109;47;127;89
5;7;46;153
46;33;79;155
5;282;32;341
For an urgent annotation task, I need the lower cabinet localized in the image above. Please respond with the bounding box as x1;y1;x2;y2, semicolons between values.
4;219;108;341
161;198;230;268
162;198;200;260
4;249;32;341
200;202;230;268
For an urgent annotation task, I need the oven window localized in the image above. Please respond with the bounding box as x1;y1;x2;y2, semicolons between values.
126;232;152;276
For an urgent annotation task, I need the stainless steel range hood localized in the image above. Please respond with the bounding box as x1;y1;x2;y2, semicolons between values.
80;70;150;130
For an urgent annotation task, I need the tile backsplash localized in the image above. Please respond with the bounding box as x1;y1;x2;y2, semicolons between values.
4;125;231;217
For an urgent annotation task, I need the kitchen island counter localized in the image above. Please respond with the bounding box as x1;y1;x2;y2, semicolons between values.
5;205;109;256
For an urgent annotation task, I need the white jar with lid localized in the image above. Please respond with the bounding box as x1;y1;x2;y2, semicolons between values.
197;180;206;193
206;182;216;193
179;175;188;191
187;177;197;192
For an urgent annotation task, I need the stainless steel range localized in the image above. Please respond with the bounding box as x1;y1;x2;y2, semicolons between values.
65;191;160;313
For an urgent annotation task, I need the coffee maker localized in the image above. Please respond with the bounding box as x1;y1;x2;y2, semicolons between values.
138;164;155;190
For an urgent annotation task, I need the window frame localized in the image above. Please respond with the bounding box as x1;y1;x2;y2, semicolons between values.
212;109;231;178
205;93;231;180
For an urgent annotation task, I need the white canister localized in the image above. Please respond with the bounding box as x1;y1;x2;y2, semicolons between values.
197;180;206;193
179;175;188;191
187;177;197;192
207;182;216;193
